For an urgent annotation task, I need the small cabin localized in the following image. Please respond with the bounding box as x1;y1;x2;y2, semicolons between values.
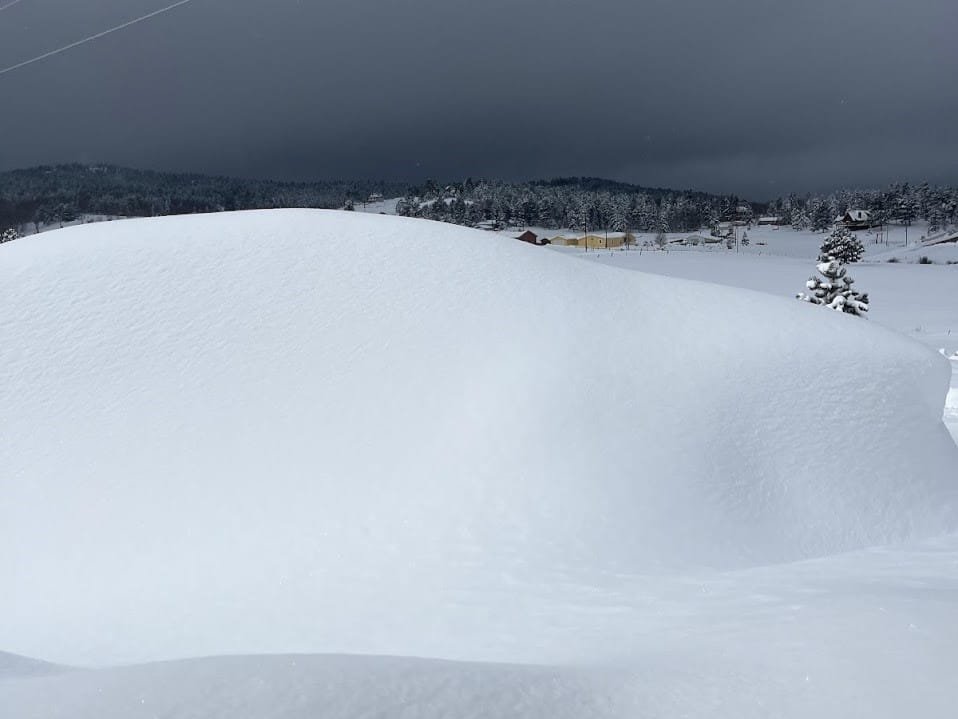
516;230;540;245
757;216;784;226
712;222;734;238
840;209;879;230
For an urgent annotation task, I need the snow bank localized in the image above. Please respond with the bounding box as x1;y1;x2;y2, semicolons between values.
1;210;956;667
0;654;639;719
0;651;68;678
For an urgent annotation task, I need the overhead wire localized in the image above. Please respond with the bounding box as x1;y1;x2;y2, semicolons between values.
0;0;200;77
0;0;28;13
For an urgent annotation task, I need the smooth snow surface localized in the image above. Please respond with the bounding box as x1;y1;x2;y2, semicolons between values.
0;651;68;678
2;210;957;717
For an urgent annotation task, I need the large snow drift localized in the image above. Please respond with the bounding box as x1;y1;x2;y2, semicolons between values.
2;210;957;673
0;651;67;679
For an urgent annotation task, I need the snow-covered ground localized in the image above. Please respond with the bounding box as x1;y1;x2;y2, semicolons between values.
16;212;128;236
2;211;957;718
504;221;957;262
353;196;400;214
551;223;958;441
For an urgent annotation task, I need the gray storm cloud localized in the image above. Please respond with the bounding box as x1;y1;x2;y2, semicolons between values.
0;0;954;198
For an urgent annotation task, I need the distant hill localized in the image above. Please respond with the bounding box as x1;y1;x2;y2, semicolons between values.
530;176;734;202
0;164;769;237
0;164;411;233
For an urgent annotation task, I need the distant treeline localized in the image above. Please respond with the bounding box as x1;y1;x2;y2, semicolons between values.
398;178;958;235
397;177;748;234
2;165;956;239
768;183;958;233
0;164;410;233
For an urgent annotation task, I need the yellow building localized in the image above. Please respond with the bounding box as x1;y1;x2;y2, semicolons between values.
550;233;634;249
579;233;631;249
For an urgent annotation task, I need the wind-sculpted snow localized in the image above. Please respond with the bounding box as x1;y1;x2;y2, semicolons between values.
0;651;69;678
0;654;642;719
2;211;957;716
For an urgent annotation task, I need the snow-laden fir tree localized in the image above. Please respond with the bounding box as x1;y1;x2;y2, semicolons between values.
1;228;19;243
791;207;810;230
610;195;630;234
808;197;832;232
797;256;869;317
741;230;749;247
818;226;864;263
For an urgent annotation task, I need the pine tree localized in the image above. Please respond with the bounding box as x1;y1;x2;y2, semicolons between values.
570;196;590;235
809;197;833;232
927;201;945;234
791;207;810;230
797;257;869;317
895;187;918;226
818;226;864;263
741;230;750;247
610;195;630;233
1;228;19;243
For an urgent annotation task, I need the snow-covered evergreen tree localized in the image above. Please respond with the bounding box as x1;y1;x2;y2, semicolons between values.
797;257;869;317
809;197;833;232
927;202;945;234
818;226;864;263
741;230;749;247
570;196;589;235
1;228;19;243
610;195;630;233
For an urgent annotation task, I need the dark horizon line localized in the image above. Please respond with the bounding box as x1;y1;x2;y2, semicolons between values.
3;161;955;205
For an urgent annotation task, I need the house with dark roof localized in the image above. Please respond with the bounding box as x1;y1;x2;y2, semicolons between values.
840;210;880;230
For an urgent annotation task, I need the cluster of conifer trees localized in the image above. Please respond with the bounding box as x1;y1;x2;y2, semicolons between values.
3;165;955;239
398;178;957;235
0;164;407;234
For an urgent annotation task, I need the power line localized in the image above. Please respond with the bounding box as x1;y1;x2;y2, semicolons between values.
0;0;28;12
0;0;200;77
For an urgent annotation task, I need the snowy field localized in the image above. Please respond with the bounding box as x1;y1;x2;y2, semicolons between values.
545;222;958;442
507;221;957;263
353;196;401;215
2;211;957;718
15;213;129;236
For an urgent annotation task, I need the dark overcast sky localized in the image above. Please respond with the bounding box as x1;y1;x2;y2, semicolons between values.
0;0;955;198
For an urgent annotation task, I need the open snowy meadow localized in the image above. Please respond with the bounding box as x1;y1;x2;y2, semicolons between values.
2;210;957;718
549;223;958;444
